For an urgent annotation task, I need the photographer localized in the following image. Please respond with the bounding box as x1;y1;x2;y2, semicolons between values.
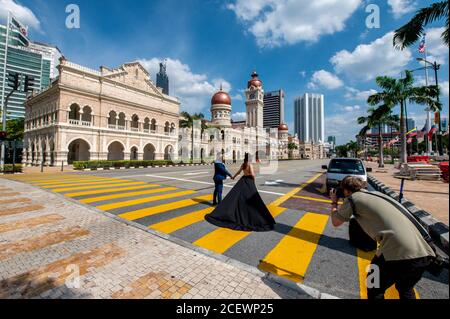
329;176;436;299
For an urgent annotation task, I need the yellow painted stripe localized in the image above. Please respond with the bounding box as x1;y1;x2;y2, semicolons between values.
270;173;323;207
41;179;133;188
64;184;160;197
33;178;121;186
80;187;178;204
97;190;196;211
193;205;286;254
118;194;212;221
52;181;146;192
26;176;101;183
258;212;328;282
291;195;343;205
149;206;215;234
356;250;419;299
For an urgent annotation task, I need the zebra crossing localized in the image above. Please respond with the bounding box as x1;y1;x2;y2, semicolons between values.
8;172;421;299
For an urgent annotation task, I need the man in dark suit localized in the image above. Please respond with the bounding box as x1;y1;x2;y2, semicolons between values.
213;155;233;205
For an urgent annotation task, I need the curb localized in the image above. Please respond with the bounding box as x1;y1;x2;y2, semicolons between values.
2;178;340;300
367;174;449;254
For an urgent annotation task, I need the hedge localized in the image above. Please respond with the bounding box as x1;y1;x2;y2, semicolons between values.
72;160;174;170
1;164;23;173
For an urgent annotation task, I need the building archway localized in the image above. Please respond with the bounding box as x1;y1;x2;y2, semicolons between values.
130;146;138;160
67;139;90;164
164;145;174;161
49;140;55;166
143;144;156;160
232;150;236;163
108;141;125;160
68;104;80;121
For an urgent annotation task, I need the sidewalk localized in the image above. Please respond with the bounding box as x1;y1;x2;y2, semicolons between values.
365;162;449;226
0;178;310;299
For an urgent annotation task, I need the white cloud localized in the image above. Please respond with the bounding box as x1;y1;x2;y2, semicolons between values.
307;70;343;90
325;109;366;144
387;0;417;18
423;27;448;65
343;105;361;112
139;58;231;113
331;31;412;81
440;81;449;98
299;70;307;78
232;112;247;122
228;0;361;47
0;0;41;30
345;87;378;101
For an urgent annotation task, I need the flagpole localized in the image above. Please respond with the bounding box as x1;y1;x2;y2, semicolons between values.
423;33;433;155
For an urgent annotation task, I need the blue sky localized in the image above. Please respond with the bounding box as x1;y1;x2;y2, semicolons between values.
1;0;448;144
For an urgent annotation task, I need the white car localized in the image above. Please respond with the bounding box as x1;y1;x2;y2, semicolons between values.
322;158;372;194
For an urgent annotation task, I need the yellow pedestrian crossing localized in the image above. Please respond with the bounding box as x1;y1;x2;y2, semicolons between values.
149;207;215;234
52;181;147;192
192;205;286;254
258;212;329;283
118;194;212;221
31;177;119;185
97;190;196;211
64;184;160;197
79;187;178;204
356;249;419;299
270;173;323;207
41;179;134;188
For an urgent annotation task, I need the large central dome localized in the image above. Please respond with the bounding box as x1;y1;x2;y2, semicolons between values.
211;89;231;105
247;71;262;88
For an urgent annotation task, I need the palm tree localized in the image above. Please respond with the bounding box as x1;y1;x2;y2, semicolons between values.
358;107;399;168
345;140;359;158
367;71;441;163
393;1;448;49
179;112;208;161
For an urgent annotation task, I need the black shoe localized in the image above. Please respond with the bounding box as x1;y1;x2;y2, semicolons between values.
212;202;217;206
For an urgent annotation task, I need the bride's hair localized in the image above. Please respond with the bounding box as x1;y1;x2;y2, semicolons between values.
243;153;250;170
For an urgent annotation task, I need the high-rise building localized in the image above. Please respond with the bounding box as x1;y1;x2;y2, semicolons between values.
441;117;448;132
156;61;169;95
294;93;324;143
1;14;57;119
263;89;284;129
327;136;336;147
406;118;416;131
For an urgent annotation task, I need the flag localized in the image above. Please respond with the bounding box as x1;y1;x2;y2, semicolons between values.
434;112;440;124
417;125;427;143
407;127;417;138
418;35;426;53
428;125;437;141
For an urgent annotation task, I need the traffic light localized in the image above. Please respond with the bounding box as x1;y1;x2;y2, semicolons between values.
7;72;19;90
0;131;7;141
24;75;35;92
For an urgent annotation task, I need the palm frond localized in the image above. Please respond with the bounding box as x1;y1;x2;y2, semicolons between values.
393;1;449;49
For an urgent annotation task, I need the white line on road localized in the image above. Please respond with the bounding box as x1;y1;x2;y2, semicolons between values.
183;171;210;176
145;174;286;196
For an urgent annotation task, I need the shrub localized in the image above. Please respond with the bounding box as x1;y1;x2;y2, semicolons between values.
1;164;22;173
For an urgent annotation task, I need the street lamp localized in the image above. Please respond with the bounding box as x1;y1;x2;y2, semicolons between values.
416;57;443;156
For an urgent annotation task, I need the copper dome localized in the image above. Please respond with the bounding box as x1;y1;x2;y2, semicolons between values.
211;90;231;105
278;123;288;131
247;71;263;88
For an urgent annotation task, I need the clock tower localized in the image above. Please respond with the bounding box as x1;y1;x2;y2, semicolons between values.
245;71;264;128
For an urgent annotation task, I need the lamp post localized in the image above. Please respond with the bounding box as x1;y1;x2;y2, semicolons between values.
416;57;442;156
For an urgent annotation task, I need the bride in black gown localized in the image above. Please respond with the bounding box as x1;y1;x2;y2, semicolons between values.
204;153;275;232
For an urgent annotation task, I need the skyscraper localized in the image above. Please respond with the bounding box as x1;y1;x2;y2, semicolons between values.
406;118;416;131
156;61;169;95
294;93;325;143
263;89;284;129
1;14;57;119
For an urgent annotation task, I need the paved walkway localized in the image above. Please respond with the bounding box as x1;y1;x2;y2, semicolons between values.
0;177;312;299
365;162;449;226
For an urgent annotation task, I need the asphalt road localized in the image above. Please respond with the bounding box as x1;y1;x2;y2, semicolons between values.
13;159;449;299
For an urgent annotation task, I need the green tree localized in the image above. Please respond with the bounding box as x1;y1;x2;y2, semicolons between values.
6;118;25;140
288;142;298;150
179;112;208;161
358;107;399;168
393;1;448;49
367;71;441;163
346;140;359;158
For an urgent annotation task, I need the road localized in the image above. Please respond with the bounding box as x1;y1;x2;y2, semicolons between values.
9;159;449;299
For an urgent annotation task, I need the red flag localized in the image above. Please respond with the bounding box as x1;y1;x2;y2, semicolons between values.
428;125;437;141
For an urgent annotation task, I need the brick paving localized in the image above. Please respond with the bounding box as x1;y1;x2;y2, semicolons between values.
0;177;308;299
365;162;449;225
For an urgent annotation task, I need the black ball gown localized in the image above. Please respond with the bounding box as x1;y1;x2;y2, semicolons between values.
205;175;275;232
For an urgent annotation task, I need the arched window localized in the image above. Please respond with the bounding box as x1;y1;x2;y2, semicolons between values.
131;114;139;131
170;122;176;134
108;111;117;128
144;118;150;133
118;113;126;130
81;106;92;126
164;122;170;134
151;119;157;132
68;104;80;123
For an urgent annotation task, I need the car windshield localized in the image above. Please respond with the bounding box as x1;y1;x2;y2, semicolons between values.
328;159;365;175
